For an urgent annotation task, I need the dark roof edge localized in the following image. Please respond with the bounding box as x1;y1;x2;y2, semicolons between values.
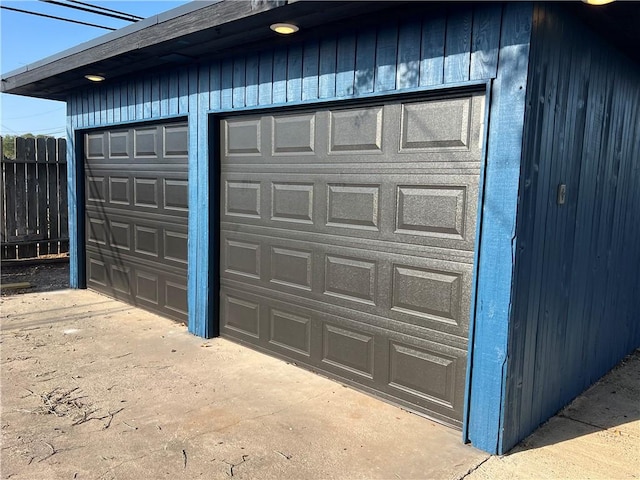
1;0;220;78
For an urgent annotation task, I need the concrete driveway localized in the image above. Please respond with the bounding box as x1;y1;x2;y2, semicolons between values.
1;289;487;480
2;289;638;479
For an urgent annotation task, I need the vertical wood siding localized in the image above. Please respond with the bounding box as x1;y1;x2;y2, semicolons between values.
67;4;509;127
504;3;640;452
66;2;532;452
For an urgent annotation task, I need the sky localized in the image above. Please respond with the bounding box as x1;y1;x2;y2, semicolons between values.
0;0;192;137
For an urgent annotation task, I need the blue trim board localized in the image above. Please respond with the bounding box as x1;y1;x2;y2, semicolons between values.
66;103;79;288
187;67;216;338
204;79;490;116
467;2;533;455
462;80;494;443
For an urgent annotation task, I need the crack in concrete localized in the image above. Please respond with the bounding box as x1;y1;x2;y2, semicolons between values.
457;455;492;480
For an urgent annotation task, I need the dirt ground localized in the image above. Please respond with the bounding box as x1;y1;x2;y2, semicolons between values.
1;260;69;296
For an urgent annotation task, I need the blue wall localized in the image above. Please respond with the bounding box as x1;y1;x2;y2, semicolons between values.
66;2;534;453
503;3;640;452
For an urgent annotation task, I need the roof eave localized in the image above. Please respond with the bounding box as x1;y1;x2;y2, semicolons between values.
1;0;293;100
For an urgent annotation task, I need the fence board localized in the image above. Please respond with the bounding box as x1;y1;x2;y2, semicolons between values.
25;138;38;258
58;139;69;253
1;136;68;260
46;138;59;253
14;138;29;258
3;159;16;259
37;138;49;255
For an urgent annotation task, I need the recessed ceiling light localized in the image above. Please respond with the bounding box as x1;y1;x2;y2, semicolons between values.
582;0;615;5
85;74;105;82
270;23;299;35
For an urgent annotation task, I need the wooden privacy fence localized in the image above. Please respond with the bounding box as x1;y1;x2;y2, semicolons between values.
1;136;69;260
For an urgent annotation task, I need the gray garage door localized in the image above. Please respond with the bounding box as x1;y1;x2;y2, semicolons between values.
220;93;484;427
85;122;189;323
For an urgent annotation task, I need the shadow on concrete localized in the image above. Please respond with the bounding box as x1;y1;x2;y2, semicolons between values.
1;304;134;332
506;350;640;454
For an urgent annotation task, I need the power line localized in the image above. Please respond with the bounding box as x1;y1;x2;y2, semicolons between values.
39;0;140;23
2;123;66;133
67;0;143;21
1;124;21;135
0;5;115;31
3;107;66;121
2;125;67;136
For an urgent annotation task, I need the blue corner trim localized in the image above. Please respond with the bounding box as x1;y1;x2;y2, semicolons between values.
466;2;533;454
66;105;80;288
462;80;494;443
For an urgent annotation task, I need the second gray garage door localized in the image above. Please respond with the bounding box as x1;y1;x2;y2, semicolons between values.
219;92;484;427
84;122;189;323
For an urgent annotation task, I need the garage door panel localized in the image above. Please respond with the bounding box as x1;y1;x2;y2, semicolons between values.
87;249;187;322
87;175;107;203
272;113;317;155
220;285;467;424
322;322;375;379
327;106;384;155
388;341;458;407
108;176;131;205
85;169;188;219
268;308;312;356
222;95;484;166
86;211;187;268
85;205;188;228
221;173;479;251
85;126;188;165
221;284;470;352
85;122;188;324
86;132;106;159
270;245;313;291
323;254;377;305
87;257;108;287
399;97;475;153
390;263;467;329
223;237;262;279
165;280;188;317
220;93;483;425
222;222;475;264
325;183;381;231
386;337;466;421
222;280;468;351
271;182;315;224
221;230;472;338
221;292;262;339
87;226;187;271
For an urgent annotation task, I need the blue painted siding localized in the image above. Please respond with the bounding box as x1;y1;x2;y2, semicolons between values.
65;3;533;453
503;3;640;452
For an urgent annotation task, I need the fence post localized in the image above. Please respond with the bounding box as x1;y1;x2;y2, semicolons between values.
0;136;11;259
